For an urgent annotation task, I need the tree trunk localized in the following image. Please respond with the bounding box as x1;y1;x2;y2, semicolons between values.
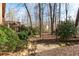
49;3;56;35
49;3;53;35
38;3;42;37
59;3;61;24
41;4;44;32
24;3;32;35
34;5;38;27
75;8;79;27
24;3;32;28
65;3;68;22
54;3;57;31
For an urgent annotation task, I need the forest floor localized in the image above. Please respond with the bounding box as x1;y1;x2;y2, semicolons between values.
35;33;79;56
34;33;61;53
1;33;79;56
36;44;79;56
0;33;60;56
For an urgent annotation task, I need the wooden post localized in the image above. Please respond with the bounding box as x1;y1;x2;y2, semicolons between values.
2;3;6;24
0;3;2;24
0;3;6;25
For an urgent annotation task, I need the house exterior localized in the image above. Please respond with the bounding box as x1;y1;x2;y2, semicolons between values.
0;3;21;32
0;3;6;25
0;3;2;24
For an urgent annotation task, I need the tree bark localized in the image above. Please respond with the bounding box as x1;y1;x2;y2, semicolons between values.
49;3;53;35
24;3;32;28
65;3;68;22
38;3;42;37
75;8;79;27
41;4;44;32
49;3;56;35
59;3;61;24
24;3;33;35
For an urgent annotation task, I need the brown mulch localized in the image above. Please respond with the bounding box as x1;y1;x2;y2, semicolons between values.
36;45;79;56
0;49;28;56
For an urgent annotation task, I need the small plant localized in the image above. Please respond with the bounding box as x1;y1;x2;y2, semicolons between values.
32;27;40;35
20;25;40;38
56;21;77;44
0;25;22;52
18;31;28;40
20;25;29;31
19;25;31;40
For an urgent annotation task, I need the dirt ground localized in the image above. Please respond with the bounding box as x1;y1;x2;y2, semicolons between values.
34;33;60;53
36;44;79;56
36;44;60;53
35;33;79;56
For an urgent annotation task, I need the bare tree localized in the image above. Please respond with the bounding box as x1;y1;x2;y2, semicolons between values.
49;3;53;35
34;4;39;27
23;3;33;35
65;3;68;22
49;3;56;35
38;3;42;37
59;3;61;24
41;4;43;32
75;8;79;27
24;3;32;28
54;3;57;31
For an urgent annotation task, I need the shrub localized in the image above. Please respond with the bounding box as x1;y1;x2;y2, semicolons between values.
56;21;77;42
20;25;40;38
18;31;28;40
0;26;22;52
20;25;29;31
20;25;31;39
32;27;40;35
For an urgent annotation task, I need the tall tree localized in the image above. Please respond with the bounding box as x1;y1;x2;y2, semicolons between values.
49;3;53;35
65;3;68;22
24;3;32;28
24;3;33;35
49;3;56;35
38;3;42;37
54;3;57;30
41;4;44;31
59;3;61;24
75;8;79;27
34;4;39;27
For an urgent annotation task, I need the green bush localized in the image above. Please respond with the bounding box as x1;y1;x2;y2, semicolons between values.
0;26;22;52
20;25;31;39
32;27;40;35
20;25;40;39
56;21;77;42
20;25;29;31
18;31;28;40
